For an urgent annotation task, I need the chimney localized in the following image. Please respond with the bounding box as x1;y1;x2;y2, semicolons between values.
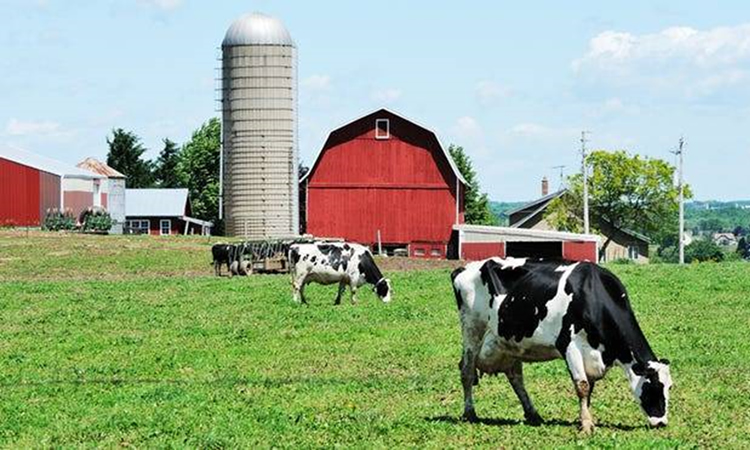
541;176;549;196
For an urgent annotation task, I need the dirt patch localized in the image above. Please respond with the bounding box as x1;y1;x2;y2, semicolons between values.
375;257;463;272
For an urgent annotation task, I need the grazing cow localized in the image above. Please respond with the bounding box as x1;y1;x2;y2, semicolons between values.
211;243;234;276
452;257;672;433
289;242;392;305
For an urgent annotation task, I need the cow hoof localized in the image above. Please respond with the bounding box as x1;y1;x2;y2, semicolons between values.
525;412;543;426
462;410;479;423
580;421;595;435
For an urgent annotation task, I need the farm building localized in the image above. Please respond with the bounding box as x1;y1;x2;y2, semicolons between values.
508;184;650;263
76;158;126;234
0;145;105;227
125;188;212;236
453;224;600;262
301;109;466;258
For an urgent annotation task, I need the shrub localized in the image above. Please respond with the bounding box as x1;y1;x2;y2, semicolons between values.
685;239;725;263
80;208;114;233
42;208;76;231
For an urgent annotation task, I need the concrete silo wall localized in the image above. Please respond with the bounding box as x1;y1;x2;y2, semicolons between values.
222;44;299;238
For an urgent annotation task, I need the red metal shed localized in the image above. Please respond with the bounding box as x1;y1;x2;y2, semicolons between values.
455;224;600;262
0;145;103;227
301;109;466;258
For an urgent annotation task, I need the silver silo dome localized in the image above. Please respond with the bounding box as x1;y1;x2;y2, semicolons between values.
221;12;299;238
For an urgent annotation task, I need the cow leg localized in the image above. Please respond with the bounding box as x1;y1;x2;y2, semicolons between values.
349;282;358;305
334;282;346;305
460;317;484;423
291;273;307;304
505;360;542;425
565;344;595;434
299;281;309;305
214;261;220;276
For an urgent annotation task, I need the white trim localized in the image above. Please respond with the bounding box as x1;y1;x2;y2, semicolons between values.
375;118;390;140
298;107;467;185
454;224;600;243
180;215;214;227
160;219;171;236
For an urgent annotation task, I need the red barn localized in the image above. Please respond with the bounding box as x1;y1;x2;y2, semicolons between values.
301;109;466;258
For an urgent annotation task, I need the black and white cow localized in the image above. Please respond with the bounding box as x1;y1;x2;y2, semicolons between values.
289;242;392;305
452;257;672;433
211;243;234;277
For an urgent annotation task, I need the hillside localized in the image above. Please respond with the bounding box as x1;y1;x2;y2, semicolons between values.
489;201;527;226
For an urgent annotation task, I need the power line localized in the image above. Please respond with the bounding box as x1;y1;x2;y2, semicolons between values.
552;165;566;188
671;137;686;265
581;131;591;234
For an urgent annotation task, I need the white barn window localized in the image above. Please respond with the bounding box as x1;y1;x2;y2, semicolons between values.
375;119;390;140
160;219;171;236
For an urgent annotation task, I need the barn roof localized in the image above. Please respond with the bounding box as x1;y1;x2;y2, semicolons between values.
0;144;102;179
76;157;125;178
300;108;468;185
126;189;189;217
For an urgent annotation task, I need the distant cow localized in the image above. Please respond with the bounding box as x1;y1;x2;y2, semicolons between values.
289;242;392;305
211;243;234;276
452;257;672;433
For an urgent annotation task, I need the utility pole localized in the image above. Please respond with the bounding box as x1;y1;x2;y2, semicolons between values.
671;138;686;265
581;131;591;234
552;165;566;189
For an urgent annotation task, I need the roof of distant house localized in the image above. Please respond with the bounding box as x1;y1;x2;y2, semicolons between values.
508;189;567;228
126;189;189;217
76;157;125;178
0;144;101;179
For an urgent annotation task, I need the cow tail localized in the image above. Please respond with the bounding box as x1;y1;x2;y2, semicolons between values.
451;266;466;311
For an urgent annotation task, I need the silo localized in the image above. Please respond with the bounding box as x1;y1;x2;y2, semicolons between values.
221;12;299;238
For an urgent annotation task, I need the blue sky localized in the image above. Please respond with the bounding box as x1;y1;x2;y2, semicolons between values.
2;1;749;201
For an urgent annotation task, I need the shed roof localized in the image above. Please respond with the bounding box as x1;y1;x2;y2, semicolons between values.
126;189;189;217
300;108;467;185
76;157;125;178
0;144;101;179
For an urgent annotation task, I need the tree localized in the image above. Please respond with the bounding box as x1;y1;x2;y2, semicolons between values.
448;145;496;225
685;239;724;263
179;118;221;228
154;138;183;188
106;129;154;188
546;150;691;254
738;237;748;258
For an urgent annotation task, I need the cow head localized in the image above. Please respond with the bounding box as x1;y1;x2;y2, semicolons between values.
630;359;672;428
374;278;392;303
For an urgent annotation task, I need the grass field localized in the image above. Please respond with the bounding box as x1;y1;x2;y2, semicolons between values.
1;231;749;448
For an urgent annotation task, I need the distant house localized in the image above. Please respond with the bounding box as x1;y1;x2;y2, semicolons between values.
508;186;650;263
125;189;212;236
713;232;737;246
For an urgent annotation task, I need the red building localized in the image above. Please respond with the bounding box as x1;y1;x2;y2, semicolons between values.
125;189;212;236
0;145;105;227
301;109;466;258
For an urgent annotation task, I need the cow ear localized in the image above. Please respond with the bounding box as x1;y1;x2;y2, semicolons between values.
659;358;670;366
631;362;647;376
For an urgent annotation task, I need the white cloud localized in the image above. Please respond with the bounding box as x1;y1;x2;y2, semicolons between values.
475;80;510;106
573;24;750;97
138;0;183;12
301;75;332;91
507;123;579;141
371;88;402;104
4;118;61;136
452;116;483;141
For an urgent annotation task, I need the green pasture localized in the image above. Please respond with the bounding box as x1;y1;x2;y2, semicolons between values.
0;232;748;447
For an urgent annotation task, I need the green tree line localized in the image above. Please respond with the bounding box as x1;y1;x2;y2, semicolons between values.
106;119;221;229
